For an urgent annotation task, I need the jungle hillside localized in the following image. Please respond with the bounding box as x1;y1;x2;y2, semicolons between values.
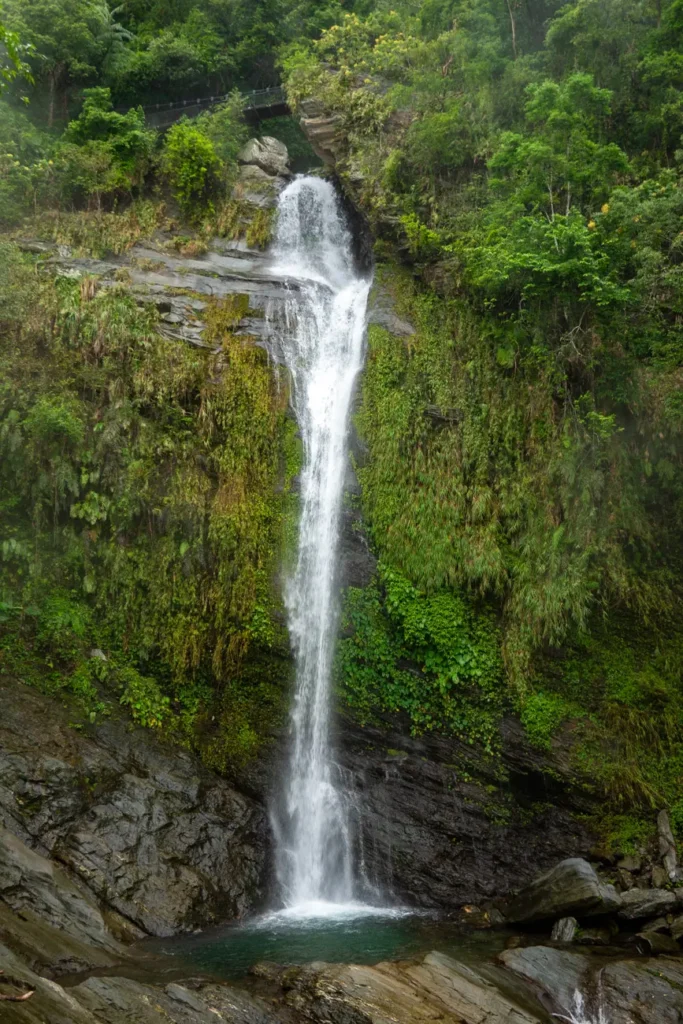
1;0;683;853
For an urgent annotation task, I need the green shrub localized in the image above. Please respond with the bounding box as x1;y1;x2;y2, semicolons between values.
669;801;683;842
56;88;155;208
64;88;154;181
520;691;573;750
161;120;221;218
56;140;122;211
34;592;91;663
195;92;247;175
119;667;170;728
338;563;504;750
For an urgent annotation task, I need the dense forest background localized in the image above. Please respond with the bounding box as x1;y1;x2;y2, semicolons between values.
1;0;683;852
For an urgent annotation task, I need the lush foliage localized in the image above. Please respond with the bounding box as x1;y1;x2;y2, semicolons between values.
279;2;683;836
2;0;683;842
0;11;32;93
1;0;370;115
161;121;222;216
0;86;250;226
338;564;503;750
0;244;297;767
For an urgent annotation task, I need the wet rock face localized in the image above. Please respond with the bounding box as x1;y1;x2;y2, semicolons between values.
0;827;127;977
502;946;683;1024
0;680;270;936
0;829;113;949
276;951;546;1024
367;284;416;338
297;101;344;168
32;238;294;358
338;435;376;591
71;976;288;1024
332;715;594;911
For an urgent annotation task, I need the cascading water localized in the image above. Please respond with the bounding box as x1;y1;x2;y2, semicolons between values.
267;176;371;913
554;988;610;1024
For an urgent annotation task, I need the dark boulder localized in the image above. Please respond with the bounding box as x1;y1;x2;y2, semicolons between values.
634;930;680;955
502;945;683;1024
617;887;678;921
500;859;621;924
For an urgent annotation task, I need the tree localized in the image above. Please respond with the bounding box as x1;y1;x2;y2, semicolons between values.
161;120;222;217
195;91;247;168
454;75;632;309
63;86;154;187
3;0;106;125
490;73;630;218
0;15;32;92
93;2;133;75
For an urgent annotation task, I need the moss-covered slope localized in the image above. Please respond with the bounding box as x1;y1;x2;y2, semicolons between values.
0;236;298;773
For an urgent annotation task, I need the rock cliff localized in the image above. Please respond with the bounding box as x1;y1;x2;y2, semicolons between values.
0;679;269;937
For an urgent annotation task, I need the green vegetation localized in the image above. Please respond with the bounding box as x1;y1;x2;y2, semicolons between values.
0;13;32;93
280;2;683;839
161;120;222;216
338;563;503;750
0;85;249;227
0;244;297;768
1;0;683;843
1;0;368;115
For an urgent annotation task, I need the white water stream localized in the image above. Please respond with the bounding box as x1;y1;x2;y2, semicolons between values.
266;176;373;914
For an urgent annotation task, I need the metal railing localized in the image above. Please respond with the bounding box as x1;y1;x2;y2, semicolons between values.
116;86;287;117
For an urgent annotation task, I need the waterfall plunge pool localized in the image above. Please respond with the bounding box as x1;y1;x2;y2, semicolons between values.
142;909;512;982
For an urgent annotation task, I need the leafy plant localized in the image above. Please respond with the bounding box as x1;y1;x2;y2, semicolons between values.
0;245;293;765
338;563;504;750
119;666;170;728
161;120;221;217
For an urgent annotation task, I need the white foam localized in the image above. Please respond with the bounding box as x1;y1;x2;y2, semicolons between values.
253;901;412;929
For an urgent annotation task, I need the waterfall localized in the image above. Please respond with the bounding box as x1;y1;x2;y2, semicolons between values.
267;177;371;912
553;989;610;1024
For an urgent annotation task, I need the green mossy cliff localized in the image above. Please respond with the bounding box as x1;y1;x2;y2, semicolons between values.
2;0;683;862
279;5;683;848
0;239;298;773
337;267;683;850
